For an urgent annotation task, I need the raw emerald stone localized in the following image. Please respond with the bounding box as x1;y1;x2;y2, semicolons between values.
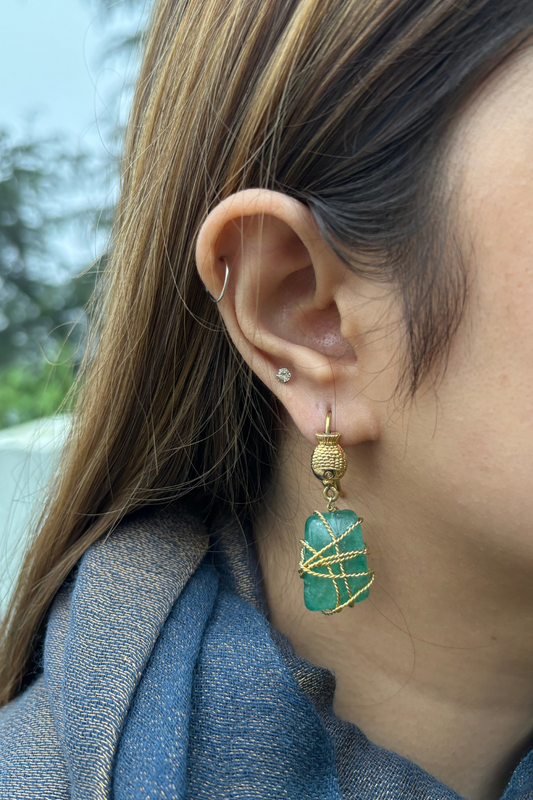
302;509;370;612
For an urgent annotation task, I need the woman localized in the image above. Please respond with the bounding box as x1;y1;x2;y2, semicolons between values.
1;0;533;798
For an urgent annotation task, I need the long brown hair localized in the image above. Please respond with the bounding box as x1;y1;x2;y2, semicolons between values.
1;0;532;704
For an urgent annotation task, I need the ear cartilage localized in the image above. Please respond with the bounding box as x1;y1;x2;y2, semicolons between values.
276;368;292;383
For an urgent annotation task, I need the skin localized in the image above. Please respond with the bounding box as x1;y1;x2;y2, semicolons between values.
196;47;533;800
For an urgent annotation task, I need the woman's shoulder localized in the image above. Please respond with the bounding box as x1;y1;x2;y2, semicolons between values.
0;504;347;799
0;676;70;798
0;504;214;798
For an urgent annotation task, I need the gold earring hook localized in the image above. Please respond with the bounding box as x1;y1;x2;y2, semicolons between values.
311;408;346;512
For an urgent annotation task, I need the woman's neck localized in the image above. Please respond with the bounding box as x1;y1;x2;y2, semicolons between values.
253;435;533;800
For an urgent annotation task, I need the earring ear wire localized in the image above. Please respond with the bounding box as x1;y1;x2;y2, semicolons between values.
207;261;230;303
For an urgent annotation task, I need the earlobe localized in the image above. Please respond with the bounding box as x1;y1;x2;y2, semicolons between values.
195;188;387;447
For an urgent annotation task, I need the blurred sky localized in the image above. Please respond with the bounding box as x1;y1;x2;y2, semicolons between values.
0;0;141;152
0;0;144;272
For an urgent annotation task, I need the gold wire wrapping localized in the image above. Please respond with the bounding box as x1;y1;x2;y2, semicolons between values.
299;511;375;614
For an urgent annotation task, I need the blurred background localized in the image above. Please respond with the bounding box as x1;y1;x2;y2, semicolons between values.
0;0;148;608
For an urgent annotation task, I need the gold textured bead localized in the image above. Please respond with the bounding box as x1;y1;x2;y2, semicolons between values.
311;433;347;482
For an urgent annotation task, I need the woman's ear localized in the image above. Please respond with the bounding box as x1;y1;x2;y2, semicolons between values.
196;188;397;445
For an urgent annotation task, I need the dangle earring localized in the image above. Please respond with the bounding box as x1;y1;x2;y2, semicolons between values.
298;410;374;614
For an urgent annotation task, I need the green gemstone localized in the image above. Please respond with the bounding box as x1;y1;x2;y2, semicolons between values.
301;509;371;612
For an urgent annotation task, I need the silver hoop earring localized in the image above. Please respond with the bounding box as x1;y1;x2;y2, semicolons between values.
207;261;230;303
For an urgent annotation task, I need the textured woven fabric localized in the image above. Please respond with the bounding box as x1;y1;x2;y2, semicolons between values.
1;504;533;799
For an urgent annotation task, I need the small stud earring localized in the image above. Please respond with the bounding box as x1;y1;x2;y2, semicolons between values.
276;368;292;383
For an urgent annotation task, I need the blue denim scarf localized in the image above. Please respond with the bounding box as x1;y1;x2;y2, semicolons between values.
1;505;532;799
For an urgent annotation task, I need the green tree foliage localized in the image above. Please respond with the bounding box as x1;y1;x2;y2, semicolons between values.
0;132;95;368
0;348;77;429
0;0;149;429
0;132;97;427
